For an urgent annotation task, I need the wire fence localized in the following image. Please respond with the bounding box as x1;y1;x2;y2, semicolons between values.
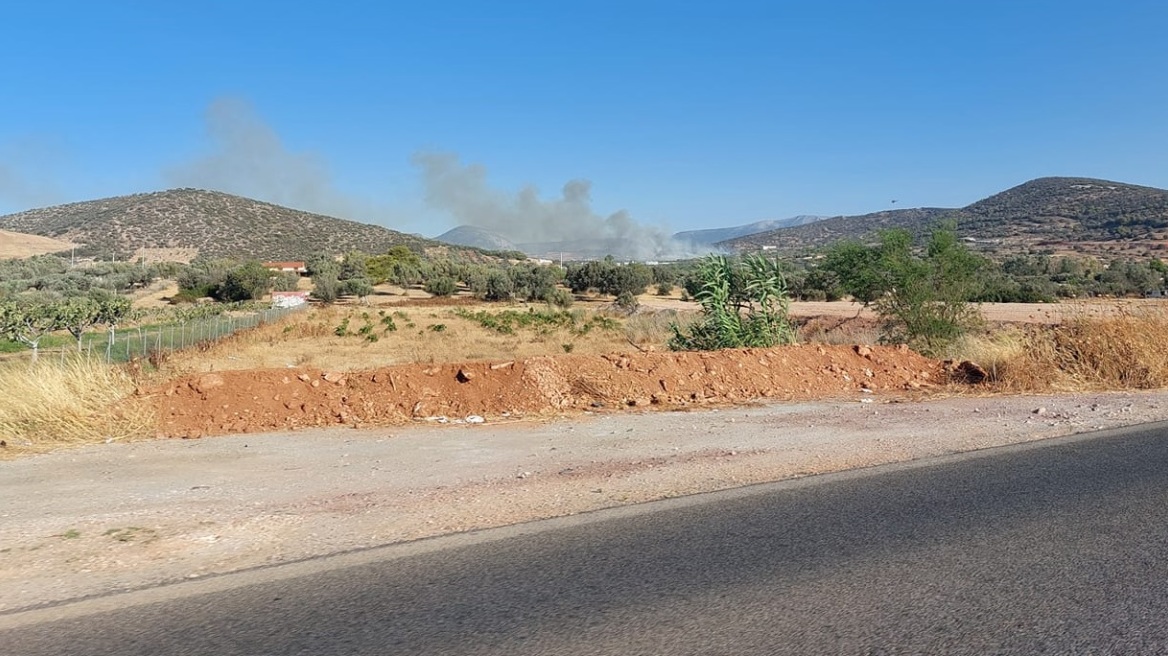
70;304;308;363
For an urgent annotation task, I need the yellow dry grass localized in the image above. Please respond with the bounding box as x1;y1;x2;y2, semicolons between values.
952;309;1168;391
158;302;695;374
0;356;155;457
0;229;74;259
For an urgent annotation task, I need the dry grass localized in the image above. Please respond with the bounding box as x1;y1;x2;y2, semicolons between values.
0;356;155;457
952;309;1168;391
799;315;882;346
624;310;697;348
158;302;667;373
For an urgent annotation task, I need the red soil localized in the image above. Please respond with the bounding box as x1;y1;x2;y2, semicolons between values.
152;345;948;438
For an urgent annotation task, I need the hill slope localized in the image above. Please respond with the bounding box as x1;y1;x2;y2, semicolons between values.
434;225;519;252
721;177;1168;258
0;189;443;261
0;229;75;259
673;215;826;246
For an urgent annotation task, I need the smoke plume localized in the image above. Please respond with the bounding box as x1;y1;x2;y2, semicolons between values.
0;139;66;211
167;99;384;223
412;152;699;260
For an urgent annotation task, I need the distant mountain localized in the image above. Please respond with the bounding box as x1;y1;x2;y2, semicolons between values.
672;215;827;246
434;225;518;252
0;189;461;261
720;177;1168;259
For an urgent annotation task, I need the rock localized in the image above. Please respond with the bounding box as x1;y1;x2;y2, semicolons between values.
945;360;990;384
465;415;485;424
1034;407;1047;416
323;371;345;384
297;373;311;382
190;374;225;394
854;345;873;358
456;368;475;383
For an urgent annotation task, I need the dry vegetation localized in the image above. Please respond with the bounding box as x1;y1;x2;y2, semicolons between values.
158;302;693;374
0;356;155;457
0;229;74;259
3;295;1168;457
953;309;1168;391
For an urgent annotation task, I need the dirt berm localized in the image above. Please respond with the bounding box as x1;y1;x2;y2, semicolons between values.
155;345;946;438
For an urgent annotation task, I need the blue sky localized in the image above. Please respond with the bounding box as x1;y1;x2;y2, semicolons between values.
1;0;1166;237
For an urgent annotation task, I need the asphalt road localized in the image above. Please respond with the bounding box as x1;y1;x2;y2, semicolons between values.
5;422;1168;655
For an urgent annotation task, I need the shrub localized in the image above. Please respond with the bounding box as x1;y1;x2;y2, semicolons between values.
615;291;639;311
669;254;796;351
424;276;457;297
214;260;273;302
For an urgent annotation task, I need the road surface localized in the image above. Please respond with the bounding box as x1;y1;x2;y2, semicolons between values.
4;422;1168;654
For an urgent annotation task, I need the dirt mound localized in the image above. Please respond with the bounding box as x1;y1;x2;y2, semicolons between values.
152;345;948;438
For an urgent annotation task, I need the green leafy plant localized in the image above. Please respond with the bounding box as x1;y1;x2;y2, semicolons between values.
668;254;796;351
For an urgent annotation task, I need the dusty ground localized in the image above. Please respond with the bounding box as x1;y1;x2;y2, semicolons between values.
4;390;1168;612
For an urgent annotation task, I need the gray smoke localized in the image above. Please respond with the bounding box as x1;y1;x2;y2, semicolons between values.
167;99;386;223
0;139;66;210
413;151;702;260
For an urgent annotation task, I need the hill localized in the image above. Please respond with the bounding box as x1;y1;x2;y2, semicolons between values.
0;229;75;259
0;189;449;261
721;177;1168;259
672;215;826;246
434;225;519;252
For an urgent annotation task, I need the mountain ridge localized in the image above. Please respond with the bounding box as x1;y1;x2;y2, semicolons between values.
719;177;1168;259
0;188;450;261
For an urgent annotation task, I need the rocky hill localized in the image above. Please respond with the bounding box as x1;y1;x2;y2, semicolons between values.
721;177;1168;259
434;225;519;252
672;215;826;246
0;189;447;261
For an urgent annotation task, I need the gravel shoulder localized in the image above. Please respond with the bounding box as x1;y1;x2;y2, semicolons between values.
4;390;1168;613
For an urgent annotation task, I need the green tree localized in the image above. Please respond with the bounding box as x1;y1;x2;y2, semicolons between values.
850;224;985;352
341;277;374;302
820;240;884;304
0;295;65;362
366;246;423;287
424;276;457;297
215;260;273;302
310;276;340;303
57;296;102;350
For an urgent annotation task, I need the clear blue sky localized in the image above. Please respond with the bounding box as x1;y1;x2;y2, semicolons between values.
2;0;1166;237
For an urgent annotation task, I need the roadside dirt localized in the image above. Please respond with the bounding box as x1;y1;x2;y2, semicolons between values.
152;345;945;438
5;390;1168;613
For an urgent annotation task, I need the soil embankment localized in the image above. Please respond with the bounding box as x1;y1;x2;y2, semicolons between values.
155;345;945;438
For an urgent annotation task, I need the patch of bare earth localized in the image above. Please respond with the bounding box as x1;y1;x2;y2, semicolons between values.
152;344;943;438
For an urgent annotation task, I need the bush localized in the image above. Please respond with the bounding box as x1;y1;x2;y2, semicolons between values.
822;224;986;355
424;276;457;297
655;282;672;296
214;260;273;302
481;270;514;302
271;271;301;292
669;254;796;351
311;276;340;303
546;288;574;309
615;291;639;311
